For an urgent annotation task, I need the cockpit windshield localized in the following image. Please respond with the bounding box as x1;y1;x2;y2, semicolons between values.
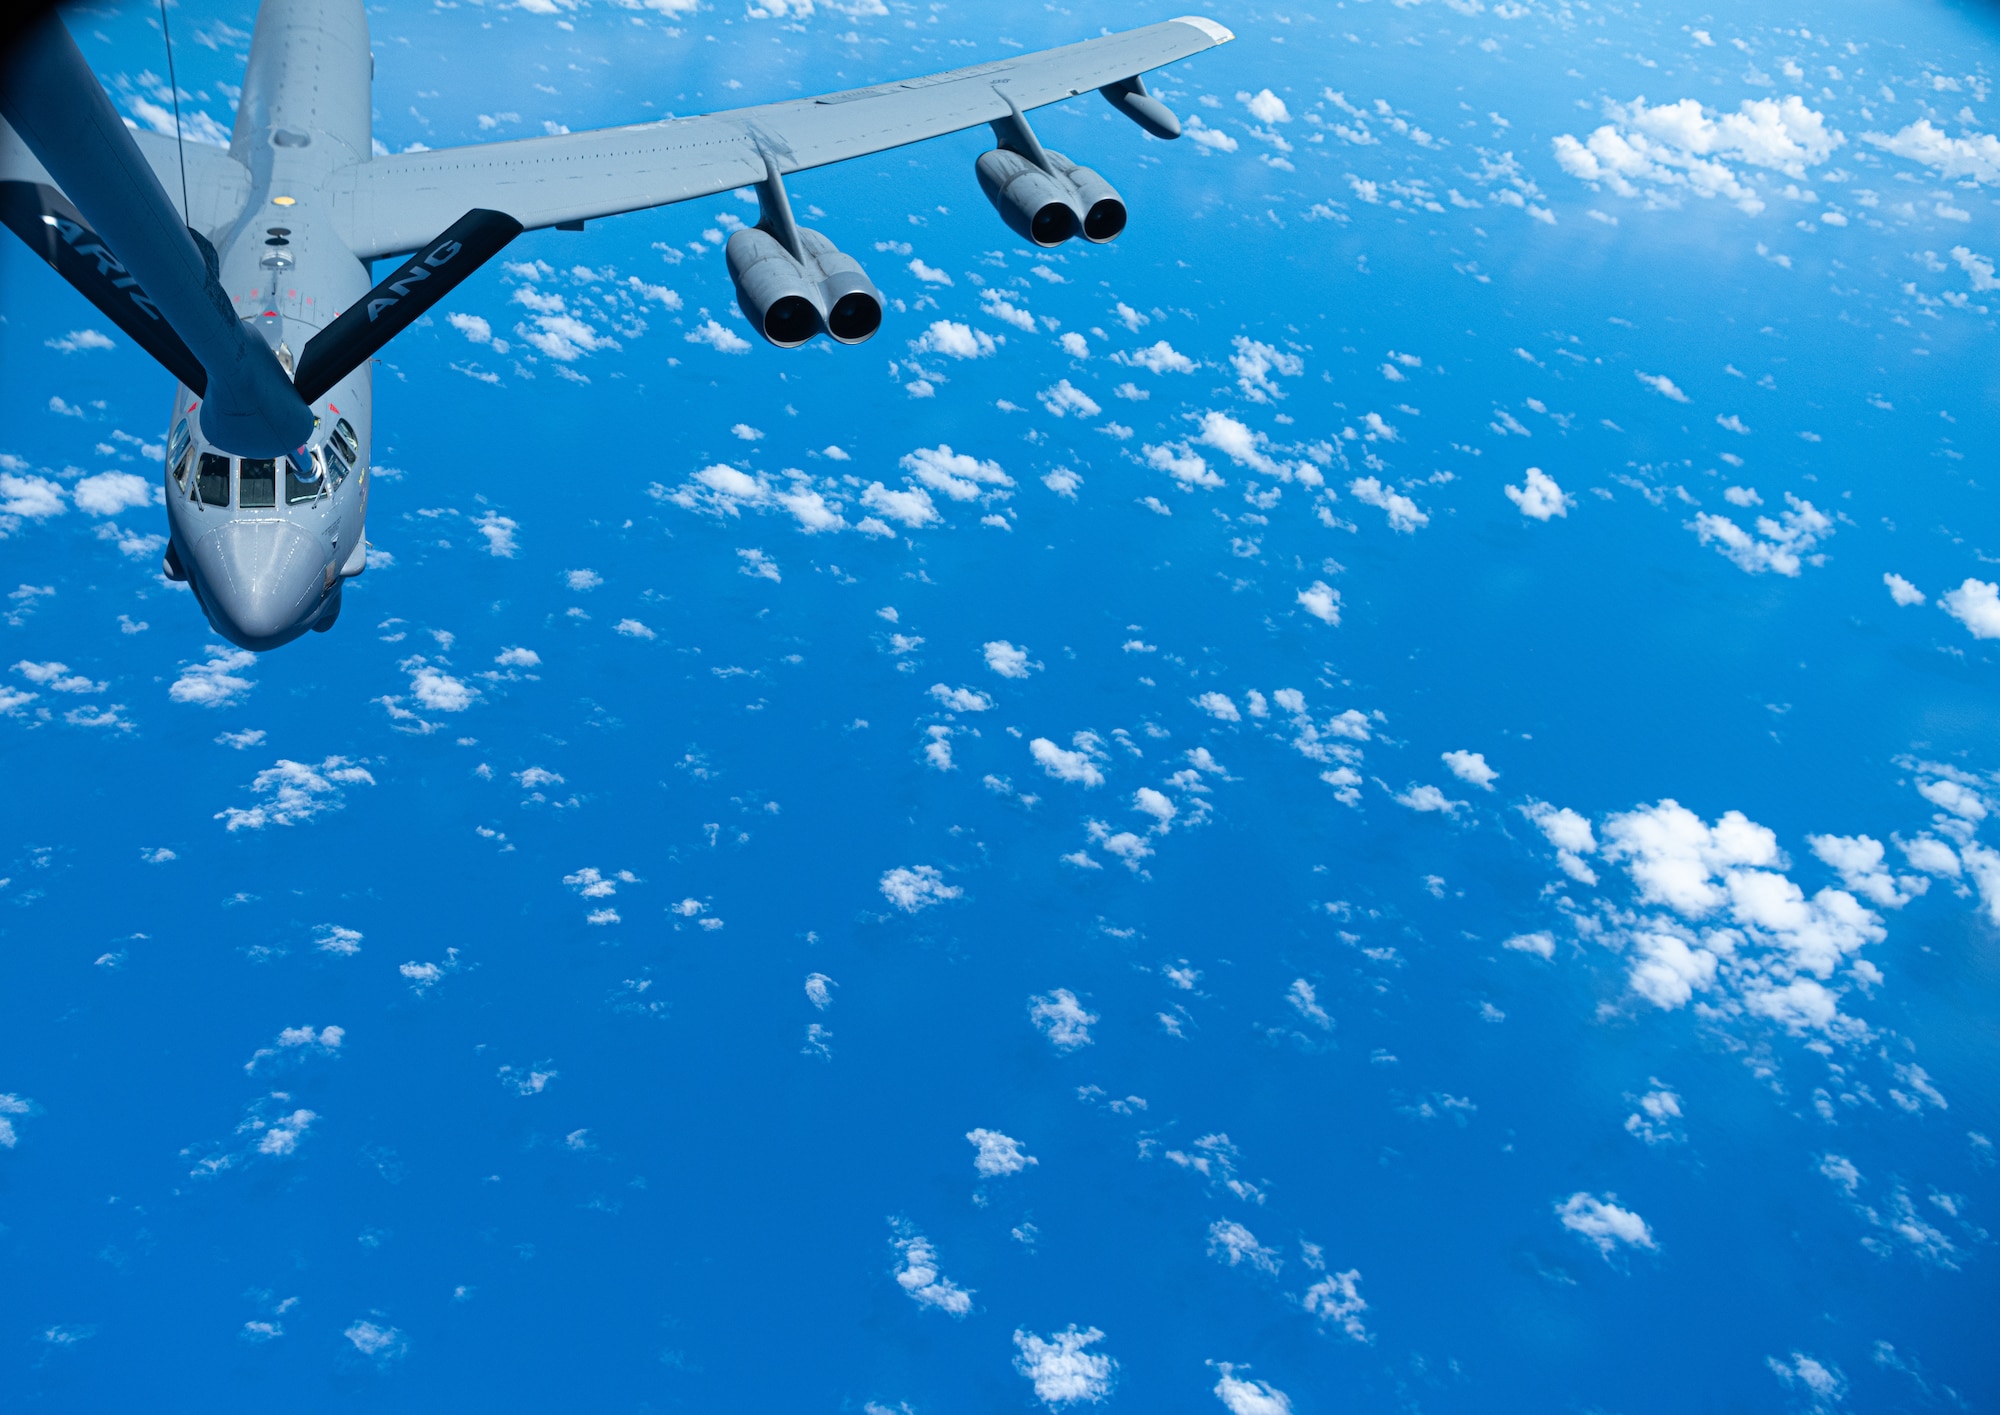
286;447;324;504
196;452;231;507
239;458;277;509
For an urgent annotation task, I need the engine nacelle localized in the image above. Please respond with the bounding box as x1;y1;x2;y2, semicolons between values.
726;226;884;348
975;148;1126;247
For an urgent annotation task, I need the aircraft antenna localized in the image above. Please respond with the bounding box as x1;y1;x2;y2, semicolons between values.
157;0;191;224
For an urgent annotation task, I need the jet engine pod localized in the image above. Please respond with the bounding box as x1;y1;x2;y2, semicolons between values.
975;148;1082;248
726;227;824;348
1043;150;1127;244
797;230;884;345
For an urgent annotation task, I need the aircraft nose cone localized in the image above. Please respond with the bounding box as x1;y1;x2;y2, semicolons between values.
190;519;329;650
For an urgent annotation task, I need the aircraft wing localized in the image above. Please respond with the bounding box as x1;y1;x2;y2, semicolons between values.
0;118;251;233
327;16;1231;261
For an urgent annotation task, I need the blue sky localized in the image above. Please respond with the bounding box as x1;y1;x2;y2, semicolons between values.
2;0;1998;1409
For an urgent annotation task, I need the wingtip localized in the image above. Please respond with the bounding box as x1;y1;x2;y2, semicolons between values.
1172;15;1236;44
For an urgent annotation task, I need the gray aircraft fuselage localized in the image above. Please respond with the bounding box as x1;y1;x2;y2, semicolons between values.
162;0;375;650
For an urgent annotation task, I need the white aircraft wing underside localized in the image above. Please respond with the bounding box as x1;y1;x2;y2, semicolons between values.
326;16;1231;260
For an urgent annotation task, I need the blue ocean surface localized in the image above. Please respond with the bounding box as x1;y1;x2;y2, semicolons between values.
2;0;1997;1408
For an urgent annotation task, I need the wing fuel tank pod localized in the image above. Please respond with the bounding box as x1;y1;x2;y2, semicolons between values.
976;93;1127;248
727;154;883;348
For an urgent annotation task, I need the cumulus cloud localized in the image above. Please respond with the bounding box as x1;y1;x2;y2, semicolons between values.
1522;799;1598;882
1229;337;1304;402
1864;119;2000;183
1766;1352;1847;1408
169;645;256;707
1118;339;1197;374
1196;692;1241;722
1692;494;1831;576
879;865;962;913
1556;1191;1657;1256
0;472;67;526
685;318;751;353
1028;988;1097;1049
1395;784;1465;814
72;471;153;515
911;320;996;359
1208;1219;1283;1274
892;1224;973;1315
861;481;939;529
985;640;1037;678
1940;578;2000;638
1635;371;1690;401
1296;581;1341;625
1554;95;1844;214
1039;380;1101;418
1144;442;1221;489
1442;750;1498;789
930;683;994;712
1301;1267;1369;1341
1031;735;1106;786
967;1128;1038;1177
1013;1326;1115;1406
1348;477;1427;532
216;757;375;831
1505;467;1572;520
1884;573;1925;606
1212;1365;1293;1415
901;445;1012;502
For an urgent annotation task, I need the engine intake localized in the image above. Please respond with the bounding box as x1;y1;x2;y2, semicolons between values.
727;154;885;349
975;99;1127;248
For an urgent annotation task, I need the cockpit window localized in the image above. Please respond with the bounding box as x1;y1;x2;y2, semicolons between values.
196;453;231;506
168;419;191;468
286;447;324;504
172;442;194;488
239;458;277;509
330;419;359;466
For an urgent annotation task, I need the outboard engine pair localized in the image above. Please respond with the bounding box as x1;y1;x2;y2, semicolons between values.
975;92;1134;249
726;154;884;349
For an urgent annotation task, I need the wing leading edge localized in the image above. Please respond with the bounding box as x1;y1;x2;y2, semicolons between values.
329;16;1232;261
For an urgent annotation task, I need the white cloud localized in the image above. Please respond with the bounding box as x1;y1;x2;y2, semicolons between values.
985;640;1036;678
1940;578;2000;638
967;1127;1038;1177
1505;467;1572;520
1807;833;1925;909
1692;494;1831;576
566;568;603;591
1028;988;1097;1049
1884;573;1926;606
1196;692;1240;722
1625;1083;1684;1144
1442;750;1498;789
1556;1191;1657;1256
1039;380;1101;418
1119;339;1197;374
685;318;751;353
474;511;519;557
908;257;954;285
12;660;103;693
930;683;994;712
1395;784;1465;814
1212;1366;1293;1415
495;646;539;668
980;288;1038;332
1301;1268;1369;1341
1031;735;1105;786
1059;332;1089;358
1296;581;1341;625
45;328;114;353
879;865;962;913
1555;95;1844;215
215;756;375;831
1635;371;1690;402
1349;477;1428;532
861;481;939;528
1133;787;1176;825
169;645;257;707
1230;337;1304;402
1143;442;1221;489
1;472;67;525
1286;978;1331;1030
0;1093;33;1149
1186;115;1240;152
1950;244;2000;291
892;1225;973;1315
615;618;656;639
901;445;1012;501
911;320;994;358
1208;1219;1282;1273
1014;1326;1115;1406
1522;799;1599;882
1239;88;1291;124
343;1320;408;1362
1043;467;1082;499
72;471;153;516
1767;1353;1848;1408
403;658;476;712
1504;931;1557;959
1863;119;2000;183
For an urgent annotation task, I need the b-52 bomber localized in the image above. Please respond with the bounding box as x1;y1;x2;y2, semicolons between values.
0;2;1230;650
